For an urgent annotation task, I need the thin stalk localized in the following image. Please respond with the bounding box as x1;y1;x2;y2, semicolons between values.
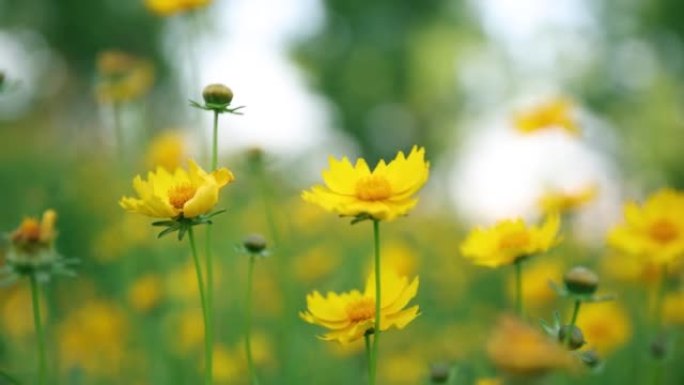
364;333;372;384
245;255;259;385
370;219;382;385
564;299;582;347
188;227;211;385
212;111;219;170
654;264;668;331
514;259;524;317
113;102;125;161
29;275;47;385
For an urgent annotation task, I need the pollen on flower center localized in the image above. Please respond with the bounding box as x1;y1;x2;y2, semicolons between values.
346;297;376;323
649;220;679;244
355;175;392;201
168;183;197;209
499;231;530;250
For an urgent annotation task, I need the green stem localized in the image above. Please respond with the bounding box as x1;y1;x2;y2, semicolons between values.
211;110;219;170
364;333;372;384
654;263;668;331
30;275;47;385
245;255;259;385
564;300;582;347
370;219;382;385
514;259;524;317
188;227;211;385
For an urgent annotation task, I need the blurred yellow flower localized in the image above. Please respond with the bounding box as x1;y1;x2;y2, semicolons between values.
128;274;163;312
507;259;563;310
379;351;426;384
95;50;154;103
537;185;597;215
145;0;211;16
476;378;502;385
461;215;561;268
663;291;684;325
302;146;429;221
120;159;234;219
300;271;420;343
367;241;419;278
487;315;574;376
146;131;187;172
7;209;59;267
608;189;684;264
292;246;341;283
576;302;632;355
170;309;205;353
1;286;48;339
213;344;240;383
514;98;579;135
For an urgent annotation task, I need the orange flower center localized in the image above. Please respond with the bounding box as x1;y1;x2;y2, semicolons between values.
499;230;530;250
168;183;197;210
346;297;376;323
12;218;41;243
355;175;392;201
649;220;679;244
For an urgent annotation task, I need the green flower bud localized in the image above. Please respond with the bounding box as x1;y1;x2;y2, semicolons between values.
564;266;599;295
243;233;267;254
580;349;601;368
202;83;233;105
429;363;450;384
558;325;585;350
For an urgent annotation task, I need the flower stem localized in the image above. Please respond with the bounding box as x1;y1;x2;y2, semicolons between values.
29;275;47;385
211;110;219;170
370;219;382;385
514;259;524;317
564;299;582;346
245;255;259;385
364;333;373;384
654;263;668;331
188;227;211;385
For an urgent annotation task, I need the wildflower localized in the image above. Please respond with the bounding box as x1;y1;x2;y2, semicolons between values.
487;315;574;376
1;286;48;339
145;0;211;16
119;159;234;220
537;185;597;215
300;271;419;344
563;266;599;295
190;83;244;114
576;302;632;355
128;275;163;312
146;131;187;172
608;189;684;264
461;215;561;268
302;146;430;221
506;259;563;310
95;50;154;103
514;98;580;135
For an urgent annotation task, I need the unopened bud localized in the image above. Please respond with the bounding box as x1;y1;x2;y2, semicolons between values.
243;233;267;254
558;325;585;350
202;83;233;105
580;349;601;368
564;266;599;295
429;363;450;383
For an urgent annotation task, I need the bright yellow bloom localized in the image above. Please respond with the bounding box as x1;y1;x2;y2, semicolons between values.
461;215;561;267
487;315;574;376
146;131;187;172
119;159;234;219
302;146;429;221
537;185;597;215
576;302;632;355
608;189;684;264
514;98;580;135
145;0;211;16
300;271;420;344
95;50;154;103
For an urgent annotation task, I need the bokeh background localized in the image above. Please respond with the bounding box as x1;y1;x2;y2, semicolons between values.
2;0;684;384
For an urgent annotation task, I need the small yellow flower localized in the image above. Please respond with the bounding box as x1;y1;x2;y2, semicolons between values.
576;302;632;355
487;315;574;376
507;259;563;310
95;50;154;103
119;159;234;219
537;185;597;215
128;274;163;312
300;271;420;344
514;98;580;135
145;0;211;16
146;131;187;172
7;209;59;268
461;215;561;268
608;189;684;264
302;146;430;221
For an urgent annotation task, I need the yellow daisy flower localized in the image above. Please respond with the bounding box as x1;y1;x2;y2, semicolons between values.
119;159;234;219
460;215;561;268
576;302;632;355
301;146;429;221
537;185;597;215
145;0;211;16
607;189;684;264
513;98;580;136
300;271;420;344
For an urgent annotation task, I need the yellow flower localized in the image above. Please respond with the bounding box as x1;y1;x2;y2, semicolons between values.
145;0;211;16
507;259;563;310
1;286;48;339
95;50;154;103
576;302;632;355
514;98;580;135
300;271;420;344
537;185;597;215
7;209;59;267
607;189;684;264
664;291;684;325
146;131;187;172
128;274;163;312
461;215;561;268
302;146;429;221
487;315;574;376
476;378;502;385
119;159;234;219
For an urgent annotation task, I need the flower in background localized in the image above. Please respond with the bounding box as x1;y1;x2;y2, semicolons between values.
663;291;684;325
461;215;561;268
607;189;684;265
95;50;154;103
128;274;164;312
507;259;563;310
576;302;632;355
300;271;419;344
513;98;580;136
120;159;234;219
475;378;502;385
537;185;597;216
146;131;187;172
145;0;211;16
0;286;48;339
487;315;574;376
302;146;429;221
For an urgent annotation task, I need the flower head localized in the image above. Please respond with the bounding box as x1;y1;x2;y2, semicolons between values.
95;50;154;103
461;215;561;268
146;131;187;172
300;271;419;344
537;185;597;215
119;159;234;219
607;189;684;264
302;146;429;221
145;0;211;16
576;303;632;355
514;98;579;136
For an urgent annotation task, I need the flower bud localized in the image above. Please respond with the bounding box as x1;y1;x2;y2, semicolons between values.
557;325;585;350
202;83;233;105
650;335;668;360
580;349;601;368
563;266;599;295
429;363;450;383
243;233;267;254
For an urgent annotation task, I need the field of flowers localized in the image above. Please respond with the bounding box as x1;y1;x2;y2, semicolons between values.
2;0;684;385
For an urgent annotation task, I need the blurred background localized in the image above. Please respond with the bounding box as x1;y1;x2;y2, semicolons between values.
1;0;684;383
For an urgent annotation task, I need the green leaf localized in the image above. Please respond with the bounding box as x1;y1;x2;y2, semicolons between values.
157;227;178;239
